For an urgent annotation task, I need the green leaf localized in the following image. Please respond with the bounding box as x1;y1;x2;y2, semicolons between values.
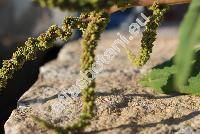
140;65;176;93
140;50;200;95
175;0;200;89
182;73;200;95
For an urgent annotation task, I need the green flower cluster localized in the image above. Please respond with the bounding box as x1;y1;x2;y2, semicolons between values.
0;17;84;89
34;0;132;11
33;11;109;133
126;1;169;67
78;10;109;132
136;2;169;66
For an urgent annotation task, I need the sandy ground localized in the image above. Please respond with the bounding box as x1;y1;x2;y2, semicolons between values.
4;28;200;134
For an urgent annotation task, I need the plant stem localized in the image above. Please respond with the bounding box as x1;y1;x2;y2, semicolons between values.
107;0;191;13
130;0;191;6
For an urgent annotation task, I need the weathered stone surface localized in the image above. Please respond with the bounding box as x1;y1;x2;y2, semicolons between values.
4;28;200;134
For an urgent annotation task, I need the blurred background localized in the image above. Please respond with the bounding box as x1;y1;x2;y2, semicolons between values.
0;0;188;133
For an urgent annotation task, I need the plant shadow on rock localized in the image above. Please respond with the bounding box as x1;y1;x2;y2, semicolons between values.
87;111;200;133
140;50;200;95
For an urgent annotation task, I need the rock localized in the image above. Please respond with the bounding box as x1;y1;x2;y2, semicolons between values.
4;28;200;134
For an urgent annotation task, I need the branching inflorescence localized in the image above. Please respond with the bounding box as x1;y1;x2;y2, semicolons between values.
126;1;169;67
0;9;109;90
0;0;172;133
34;11;110;133
0;16;85;89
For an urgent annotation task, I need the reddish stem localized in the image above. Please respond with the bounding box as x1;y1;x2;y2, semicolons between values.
107;0;191;13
